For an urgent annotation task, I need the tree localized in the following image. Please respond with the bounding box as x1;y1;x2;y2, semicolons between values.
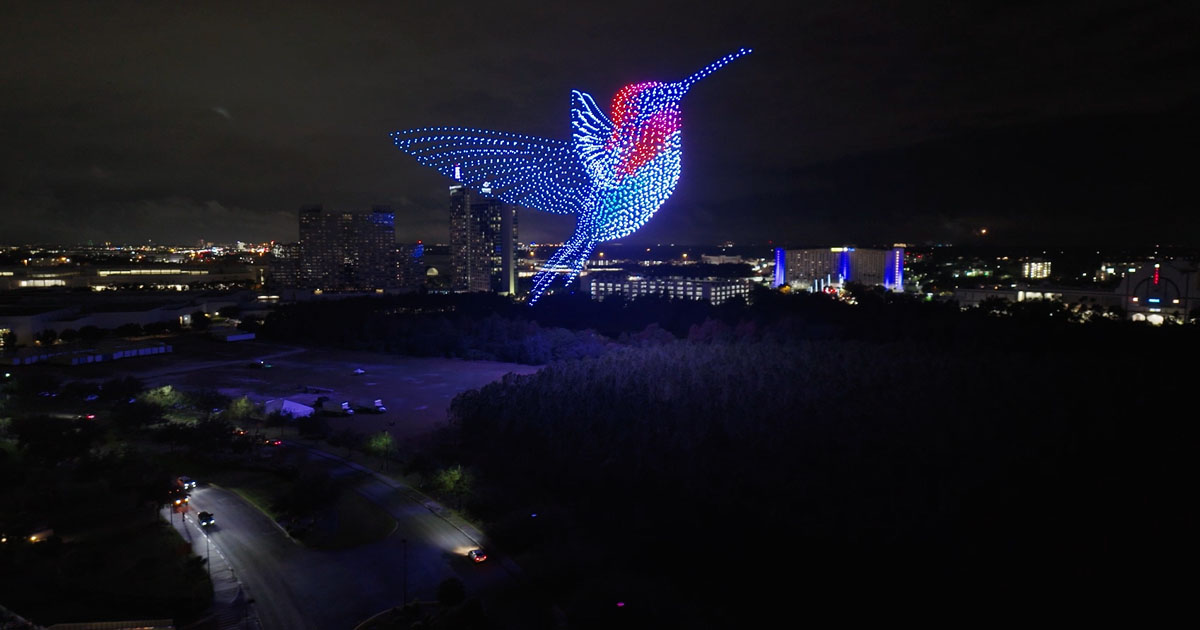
78;325;105;342
190;311;210;331
433;465;473;509
366;431;394;461
436;577;466;606
34;328;58;345
226;396;256;422
143;321;170;335
111;399;165;430
114;323;144;337
141;385;183;408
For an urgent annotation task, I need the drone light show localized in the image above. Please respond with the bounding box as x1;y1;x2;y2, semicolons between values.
391;48;752;303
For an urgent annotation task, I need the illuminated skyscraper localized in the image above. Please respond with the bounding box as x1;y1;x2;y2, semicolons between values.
298;205;398;290
449;184;517;294
268;242;301;288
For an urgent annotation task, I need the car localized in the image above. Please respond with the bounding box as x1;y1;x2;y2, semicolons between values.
468;548;488;563
341;401;354;415
197;511;215;527
176;476;197;490
168;487;190;507
373;399;387;413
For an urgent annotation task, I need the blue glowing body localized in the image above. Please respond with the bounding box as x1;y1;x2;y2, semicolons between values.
391;48;751;303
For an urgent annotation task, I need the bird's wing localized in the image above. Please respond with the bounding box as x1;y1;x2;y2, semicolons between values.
570;90;616;184
391;127;591;215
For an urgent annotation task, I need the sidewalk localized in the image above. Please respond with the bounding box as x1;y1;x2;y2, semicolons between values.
161;508;261;630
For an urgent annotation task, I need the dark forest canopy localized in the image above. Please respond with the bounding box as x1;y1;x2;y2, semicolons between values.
252;289;1198;624
255;286;1198;364
443;337;1185;626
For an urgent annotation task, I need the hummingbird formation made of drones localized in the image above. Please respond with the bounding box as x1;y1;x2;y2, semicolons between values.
391;48;752;303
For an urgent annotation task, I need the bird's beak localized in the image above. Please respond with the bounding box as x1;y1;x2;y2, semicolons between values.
677;48;753;95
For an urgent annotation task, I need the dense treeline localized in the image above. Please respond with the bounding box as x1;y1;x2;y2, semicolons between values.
261;288;1193;624
441;333;1192;626
257;286;1188;365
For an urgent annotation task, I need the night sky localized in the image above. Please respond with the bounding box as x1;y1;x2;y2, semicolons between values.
1;1;1196;247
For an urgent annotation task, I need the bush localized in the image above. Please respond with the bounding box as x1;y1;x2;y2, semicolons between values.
436;577;466;606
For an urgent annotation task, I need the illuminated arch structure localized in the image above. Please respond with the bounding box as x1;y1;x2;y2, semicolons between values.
391;48;752;303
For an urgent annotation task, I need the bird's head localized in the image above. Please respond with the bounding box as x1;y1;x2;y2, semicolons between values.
611;48;753;122
671;47;754;99
606;48;752;177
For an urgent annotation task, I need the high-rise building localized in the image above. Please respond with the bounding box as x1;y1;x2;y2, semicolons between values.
449;183;517;294
396;242;425;289
298;205;398;290
267;242;301;288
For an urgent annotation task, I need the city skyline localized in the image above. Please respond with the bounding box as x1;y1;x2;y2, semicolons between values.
2;1;1196;247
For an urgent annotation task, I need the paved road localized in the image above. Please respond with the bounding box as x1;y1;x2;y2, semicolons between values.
164;503;259;630
176;446;527;630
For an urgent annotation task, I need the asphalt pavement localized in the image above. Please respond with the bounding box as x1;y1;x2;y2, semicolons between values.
163;445;530;630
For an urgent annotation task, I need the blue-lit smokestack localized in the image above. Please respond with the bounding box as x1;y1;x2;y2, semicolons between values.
773;247;786;288
885;246;904;291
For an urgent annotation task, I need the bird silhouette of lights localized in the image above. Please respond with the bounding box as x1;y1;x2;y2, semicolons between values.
391;48;752;303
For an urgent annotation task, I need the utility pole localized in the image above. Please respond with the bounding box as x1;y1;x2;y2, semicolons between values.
402;538;408;606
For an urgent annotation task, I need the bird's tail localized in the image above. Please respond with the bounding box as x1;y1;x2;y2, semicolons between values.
529;236;597;304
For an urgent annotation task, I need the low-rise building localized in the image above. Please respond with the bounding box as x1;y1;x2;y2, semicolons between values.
582;274;754;305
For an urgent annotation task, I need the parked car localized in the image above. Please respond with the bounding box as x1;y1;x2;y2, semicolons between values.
373;399;387;413
198;512;215;527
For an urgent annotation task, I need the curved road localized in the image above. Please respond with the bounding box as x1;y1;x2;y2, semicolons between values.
179;447;524;630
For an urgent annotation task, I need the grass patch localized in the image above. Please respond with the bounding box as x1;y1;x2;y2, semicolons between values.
204;464;395;550
302;490;397;550
206;468;286;521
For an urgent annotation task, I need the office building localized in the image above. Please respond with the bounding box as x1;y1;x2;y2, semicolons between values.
449;184;517;294
1022;259;1052;279
583;274;753;305
298;205;398;290
397;242;425;289
268;242;301;288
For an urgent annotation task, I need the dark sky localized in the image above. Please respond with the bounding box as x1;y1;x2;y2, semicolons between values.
1;1;1196;247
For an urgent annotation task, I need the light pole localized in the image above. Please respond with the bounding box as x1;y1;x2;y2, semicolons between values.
402;538;408;607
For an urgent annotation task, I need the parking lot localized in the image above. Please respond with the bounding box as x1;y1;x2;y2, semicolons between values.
55;336;541;439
